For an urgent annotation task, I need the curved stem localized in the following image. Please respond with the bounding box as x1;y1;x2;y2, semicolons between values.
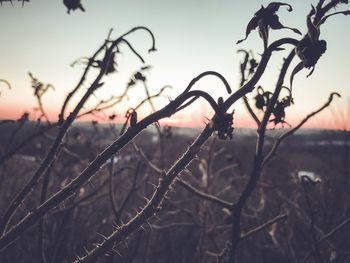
183;71;232;94
0;28;155;236
223;38;298;110
0;74;220;250
228;50;296;262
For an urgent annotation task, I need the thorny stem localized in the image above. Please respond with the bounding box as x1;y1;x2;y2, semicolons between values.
73;126;214;263
223;38;298;110
38;166;53;263
1;2;342;260
59;42;106;123
0;27;156;236
0;71;232;251
60;26;156;122
132;141;233;210
0;37;298;261
72;39;297;262
228;50;296;262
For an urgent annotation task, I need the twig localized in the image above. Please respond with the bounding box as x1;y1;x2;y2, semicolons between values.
262;92;341;166
241;213;288;240
301;217;350;263
177;179;233;210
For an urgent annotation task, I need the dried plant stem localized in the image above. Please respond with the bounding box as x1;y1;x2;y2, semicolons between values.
177;179;233;209
73;125;213;262
228;50;296;262
241;213;288;240
0;71;231;251
301;217;350;263
263;92;341;166
0;27;155;236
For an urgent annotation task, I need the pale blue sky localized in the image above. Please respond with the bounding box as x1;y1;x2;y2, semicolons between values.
0;0;349;127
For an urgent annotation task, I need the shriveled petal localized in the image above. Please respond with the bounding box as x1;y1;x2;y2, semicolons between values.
290;61;305;90
266;2;293;12
306;66;315;78
269;14;285;29
318;10;350;26
236;17;258;44
285;27;302;35
269;15;302;34
307;6;319;42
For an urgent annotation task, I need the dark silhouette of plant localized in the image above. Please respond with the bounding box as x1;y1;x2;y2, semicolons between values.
28;73;55;122
63;0;85;14
0;1;349;263
237;2;301;49
0;26;157;239
290;3;350;88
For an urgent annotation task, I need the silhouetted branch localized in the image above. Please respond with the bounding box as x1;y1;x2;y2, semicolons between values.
228;49;296;262
301;217;350;263
150;222;200;230
0;69;233;251
263;92;341;166
241;213;288;240
237;50;261;126
0;27;157;237
177;179;232;209
223;38;299;110
28;72;54;122
110;162;142;222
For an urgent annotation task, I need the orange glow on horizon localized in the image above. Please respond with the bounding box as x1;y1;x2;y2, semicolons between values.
0;105;343;130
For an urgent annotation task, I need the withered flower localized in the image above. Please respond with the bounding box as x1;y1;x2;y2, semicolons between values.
212;97;234;140
254;86;265;110
212;113;234;140
63;0;85;14
127;79;136;88
254;86;272;111
290;5;350;88
270;94;293;127
237;2;301;49
134;71;146;82
91;51;117;75
248;58;259;75
290;7;326;88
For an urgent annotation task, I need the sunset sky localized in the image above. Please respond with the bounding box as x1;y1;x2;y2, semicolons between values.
0;0;349;129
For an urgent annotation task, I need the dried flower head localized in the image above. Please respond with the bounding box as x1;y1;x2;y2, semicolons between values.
237;2;301;49
270;94;293;127
290;4;350;88
254;86;272;111
211;97;234;140
63;0;85;14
